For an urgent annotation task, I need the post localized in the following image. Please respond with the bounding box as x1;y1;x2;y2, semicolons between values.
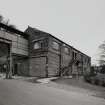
8;44;12;79
46;56;48;77
5;43;12;79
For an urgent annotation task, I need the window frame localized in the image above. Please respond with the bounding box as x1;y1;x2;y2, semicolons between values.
72;51;77;59
52;41;59;50
33;42;41;50
64;46;70;54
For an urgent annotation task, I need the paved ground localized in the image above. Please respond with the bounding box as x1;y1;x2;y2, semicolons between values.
0;79;105;105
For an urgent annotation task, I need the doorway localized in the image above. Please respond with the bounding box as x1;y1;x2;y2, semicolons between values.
13;64;18;75
0;41;10;76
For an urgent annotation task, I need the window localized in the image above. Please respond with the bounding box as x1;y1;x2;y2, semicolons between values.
64;47;69;54
78;54;81;60
72;51;77;59
33;42;40;49
63;44;70;54
83;57;87;64
87;58;90;64
75;53;77;59
52;41;59;50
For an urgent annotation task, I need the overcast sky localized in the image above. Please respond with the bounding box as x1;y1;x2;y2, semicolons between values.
0;0;105;64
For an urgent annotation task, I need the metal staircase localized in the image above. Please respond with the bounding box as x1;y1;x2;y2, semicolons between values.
61;58;79;76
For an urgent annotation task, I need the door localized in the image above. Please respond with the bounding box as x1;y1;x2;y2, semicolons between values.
30;57;46;77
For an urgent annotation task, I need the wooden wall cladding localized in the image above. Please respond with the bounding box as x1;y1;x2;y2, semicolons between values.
29;57;46;77
0;30;28;56
48;52;59;76
17;59;29;76
61;53;72;67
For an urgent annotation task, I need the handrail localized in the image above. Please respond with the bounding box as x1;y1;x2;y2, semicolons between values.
61;58;79;76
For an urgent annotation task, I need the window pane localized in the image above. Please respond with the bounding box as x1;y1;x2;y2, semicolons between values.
64;47;69;54
34;42;40;49
52;41;59;50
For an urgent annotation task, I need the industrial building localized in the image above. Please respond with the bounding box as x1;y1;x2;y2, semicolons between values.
0;23;91;78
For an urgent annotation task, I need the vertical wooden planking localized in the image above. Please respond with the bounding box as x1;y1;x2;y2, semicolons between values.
48;52;60;76
29;57;46;77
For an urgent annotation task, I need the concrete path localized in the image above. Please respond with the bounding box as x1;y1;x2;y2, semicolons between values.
36;77;58;84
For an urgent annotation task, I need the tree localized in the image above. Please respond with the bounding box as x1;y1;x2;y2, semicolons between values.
0;15;9;25
98;41;105;65
0;14;16;28
0;15;3;23
9;24;16;29
100;65;105;74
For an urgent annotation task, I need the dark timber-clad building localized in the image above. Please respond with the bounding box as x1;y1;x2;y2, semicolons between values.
0;23;91;78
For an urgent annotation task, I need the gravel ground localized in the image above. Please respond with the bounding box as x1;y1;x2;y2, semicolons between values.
49;77;105;99
2;75;105;99
0;79;105;105
24;77;105;99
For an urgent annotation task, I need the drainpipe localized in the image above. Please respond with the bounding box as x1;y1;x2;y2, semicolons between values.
9;44;12;79
59;44;62;76
6;43;12;79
